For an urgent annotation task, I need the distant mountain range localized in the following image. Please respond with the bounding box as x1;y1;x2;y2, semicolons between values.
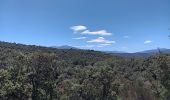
137;48;170;54
105;48;170;57
51;45;78;49
51;45;170;57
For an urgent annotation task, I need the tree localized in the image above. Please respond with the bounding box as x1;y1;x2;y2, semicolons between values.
28;52;59;100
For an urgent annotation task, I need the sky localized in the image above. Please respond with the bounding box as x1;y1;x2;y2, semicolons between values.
0;0;170;53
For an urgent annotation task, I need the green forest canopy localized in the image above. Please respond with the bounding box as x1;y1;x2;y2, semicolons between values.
0;41;170;100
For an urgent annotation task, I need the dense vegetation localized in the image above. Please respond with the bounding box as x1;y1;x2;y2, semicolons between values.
0;41;170;100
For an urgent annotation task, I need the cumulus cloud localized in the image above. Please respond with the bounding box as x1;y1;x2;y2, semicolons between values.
70;25;112;36
87;37;115;44
81;30;112;36
144;40;152;44
72;37;87;40
70;25;87;33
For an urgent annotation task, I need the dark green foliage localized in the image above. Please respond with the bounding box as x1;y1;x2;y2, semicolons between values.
0;41;170;100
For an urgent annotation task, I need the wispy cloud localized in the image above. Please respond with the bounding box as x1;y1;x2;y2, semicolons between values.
81;30;112;36
75;45;95;49
72;37;87;40
70;25;112;36
87;37;115;44
100;43;112;46
97;43;112;48
76;44;111;49
123;35;129;38
144;40;152;44
70;25;87;33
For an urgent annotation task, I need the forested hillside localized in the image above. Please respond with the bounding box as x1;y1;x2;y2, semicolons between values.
0;41;170;100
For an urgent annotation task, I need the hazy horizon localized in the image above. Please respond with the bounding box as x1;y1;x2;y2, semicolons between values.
0;0;170;52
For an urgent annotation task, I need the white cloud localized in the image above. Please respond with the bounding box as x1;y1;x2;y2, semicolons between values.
75;45;95;49
123;35;129;38
70;25;112;36
81;30;112;36
87;37;116;44
144;40;152;44
75;43;112;49
72;37;87;40
70;25;87;33
100;43;112;46
97;43;112;48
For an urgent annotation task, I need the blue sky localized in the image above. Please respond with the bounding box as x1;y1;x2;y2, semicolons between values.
0;0;170;52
